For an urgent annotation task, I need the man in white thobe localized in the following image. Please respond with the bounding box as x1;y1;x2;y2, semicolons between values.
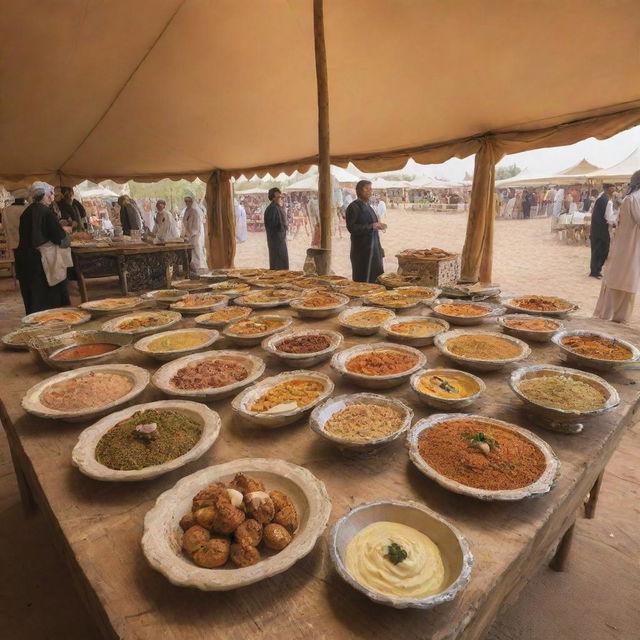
155;199;180;242
182;194;207;276
2;188;29;250
376;195;387;221
235;199;248;243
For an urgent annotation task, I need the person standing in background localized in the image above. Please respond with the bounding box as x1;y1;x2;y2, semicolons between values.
58;187;87;231
589;183;616;278
376;193;387;221
521;189;532;219
264;187;289;269
594;171;640;322
154;199;179;242
182;193;207;276
234;198;248;244
346;179;386;282
118;195;143;235
2;188;29;251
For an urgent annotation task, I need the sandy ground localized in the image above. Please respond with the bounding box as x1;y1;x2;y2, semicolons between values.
0;211;639;639
235;210;639;328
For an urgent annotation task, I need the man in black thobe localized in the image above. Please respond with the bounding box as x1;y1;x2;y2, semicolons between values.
346;180;386;282
118;195;143;235
264;187;289;270
589;183;616;278
58;187;88;231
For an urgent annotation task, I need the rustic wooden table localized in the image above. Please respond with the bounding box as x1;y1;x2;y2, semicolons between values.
71;243;193;301
1;308;638;640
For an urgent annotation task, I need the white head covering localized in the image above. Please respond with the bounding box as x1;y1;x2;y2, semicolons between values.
29;181;54;199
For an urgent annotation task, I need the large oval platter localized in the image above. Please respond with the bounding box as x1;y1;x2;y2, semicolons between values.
101;310;182;337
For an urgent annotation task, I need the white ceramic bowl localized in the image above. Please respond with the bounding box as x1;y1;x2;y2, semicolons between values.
308;393;413;453
434;330;531;372
551;329;640;371
22;363;150;423
170;279;210;292
2;323;72;351
362;291;423;312
409;368;485;410
134;328;219;361
502;295;578;318
334;283;386;298
21;307;91;326
407;413;560;500
381;315;449;347
393;286;441;304
72;400;221;481
79;297;147;316
194;307;252;329
497;313;563;342
231;370;334;428
329;500;473;609
337;306;396;336
169;294;229;315
430;299;504;326
152;350;265;401
509;364;620;433
289;293;350;319
262;329;343;368
234;289;299;308
142;458;331;590
101;310;182;337
330;342;427;389
144;290;188;306
222;315;293;346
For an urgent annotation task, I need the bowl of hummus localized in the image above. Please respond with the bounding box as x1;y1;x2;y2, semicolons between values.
329;500;472;609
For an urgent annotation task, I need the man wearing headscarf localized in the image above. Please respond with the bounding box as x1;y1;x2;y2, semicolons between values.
346;180;386;282
155;199;179;242
235;198;248;243
182;193;207;275
2;188;29;251
593;171;640;323
14;182;70;314
589;183;616;278
58;187;88;231
118;195;144;235
263;187;289;269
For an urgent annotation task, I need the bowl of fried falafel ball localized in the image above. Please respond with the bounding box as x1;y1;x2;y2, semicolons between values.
142;458;332;590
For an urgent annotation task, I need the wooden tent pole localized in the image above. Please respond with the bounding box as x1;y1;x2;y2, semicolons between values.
313;0;331;273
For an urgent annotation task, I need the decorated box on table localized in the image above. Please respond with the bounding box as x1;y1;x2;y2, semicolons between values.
395;248;459;287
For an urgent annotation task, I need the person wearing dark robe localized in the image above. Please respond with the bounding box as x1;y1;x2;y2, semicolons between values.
118;195;143;235
590;183;616;278
346;180;386;282
263;187;289;270
14;182;70;314
522;189;532;219
58;187;88;231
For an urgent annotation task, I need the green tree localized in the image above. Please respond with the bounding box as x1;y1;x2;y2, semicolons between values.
495;163;522;180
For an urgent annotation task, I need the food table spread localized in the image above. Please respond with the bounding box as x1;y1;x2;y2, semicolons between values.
1;293;639;640
71;243;193;302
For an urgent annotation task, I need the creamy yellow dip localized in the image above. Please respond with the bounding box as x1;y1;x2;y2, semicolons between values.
417;371;480;399
146;331;209;352
345;522;445;599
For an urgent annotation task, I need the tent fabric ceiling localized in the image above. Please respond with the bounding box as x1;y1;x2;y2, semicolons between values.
1;0;640;188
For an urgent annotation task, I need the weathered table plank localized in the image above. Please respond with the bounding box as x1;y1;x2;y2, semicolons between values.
1;308;639;640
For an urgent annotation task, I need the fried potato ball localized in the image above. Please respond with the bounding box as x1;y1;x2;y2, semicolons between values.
179;512;196;532
244;491;275;524
192;483;229;511
192;537;231;568
181;525;210;556
263;523;292;550
229;473;265;495
273;504;299;534
229;541;260;568
234;519;263;546
194;506;217;530
269;490;295;513
211;500;245;535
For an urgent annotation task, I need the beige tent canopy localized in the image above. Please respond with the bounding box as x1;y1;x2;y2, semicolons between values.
586;147;640;181
2;0;640;277
495;159;603;187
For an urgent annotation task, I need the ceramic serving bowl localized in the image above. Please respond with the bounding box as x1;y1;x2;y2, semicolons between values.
169;294;229;315
262;329;343;368
170;279;210;292
333;283;386;298
337;306;396;336
134;328;220;362
502;295;578;318
21;307;91;326
234;289;299;309
144;290;188;307
101;310;182;337
329;500;473;609
79;297;148;316
289;293;350;319
152;350;265;401
28;329;132;370
551;329;640;371
434;330;531;372
393;286;441;304
308;393;413;454
381;315;449;347
409;368;486;410
22;363;150;423
331;342;427;390
2;322;71;351
142;458;331;590
72;400;221;481
430;299;504;326
362;292;423;313
222;314;293;347
497;314;563;342
202;270;237;283
231;370;334;428
509;364;620;433
407;413;560;500
194;307;253;329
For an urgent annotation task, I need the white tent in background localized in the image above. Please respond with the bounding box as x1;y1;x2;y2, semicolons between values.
410;175;464;189
495;158;602;187
370;177;411;189
586;147;640;181
76;181;119;199
235;187;268;195
285;165;360;191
